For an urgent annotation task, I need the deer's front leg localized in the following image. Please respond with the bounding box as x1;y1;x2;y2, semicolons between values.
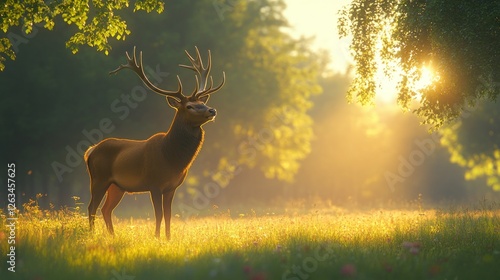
150;190;163;238
162;190;175;240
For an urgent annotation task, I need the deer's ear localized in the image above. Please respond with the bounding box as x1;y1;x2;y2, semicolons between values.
166;96;181;109
198;95;210;104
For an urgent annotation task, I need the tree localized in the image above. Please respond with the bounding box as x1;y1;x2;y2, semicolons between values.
1;0;325;206
160;0;324;184
440;100;500;191
0;0;165;71
338;0;499;128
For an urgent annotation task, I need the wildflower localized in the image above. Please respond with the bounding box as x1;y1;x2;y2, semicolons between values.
340;264;356;277
428;264;441;276
409;247;419;255
251;272;267;280
402;241;414;249
402;241;421;255
243;265;252;274
275;244;282;253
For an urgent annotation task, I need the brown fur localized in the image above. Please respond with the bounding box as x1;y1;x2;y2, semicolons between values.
86;47;224;239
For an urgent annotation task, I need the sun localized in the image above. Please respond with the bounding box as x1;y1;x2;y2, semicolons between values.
283;0;440;106
413;64;439;91
374;61;440;106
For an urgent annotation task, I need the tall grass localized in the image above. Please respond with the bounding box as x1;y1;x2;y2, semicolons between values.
1;198;499;279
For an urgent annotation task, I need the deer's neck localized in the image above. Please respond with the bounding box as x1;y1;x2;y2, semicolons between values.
162;116;204;172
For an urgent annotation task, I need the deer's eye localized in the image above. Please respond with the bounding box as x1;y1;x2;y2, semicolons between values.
186;105;194;110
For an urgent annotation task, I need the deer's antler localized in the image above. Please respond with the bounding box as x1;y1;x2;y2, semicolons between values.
110;47;185;101
179;46;226;99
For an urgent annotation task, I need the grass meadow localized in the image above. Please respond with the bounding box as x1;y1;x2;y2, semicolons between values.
1;198;500;280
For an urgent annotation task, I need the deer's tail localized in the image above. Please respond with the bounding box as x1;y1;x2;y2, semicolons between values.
84;145;96;163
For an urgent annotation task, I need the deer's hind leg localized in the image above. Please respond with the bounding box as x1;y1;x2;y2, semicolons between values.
88;180;110;232
101;183;125;235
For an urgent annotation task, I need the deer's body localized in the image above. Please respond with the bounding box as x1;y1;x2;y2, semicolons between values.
86;125;203;193
86;47;224;239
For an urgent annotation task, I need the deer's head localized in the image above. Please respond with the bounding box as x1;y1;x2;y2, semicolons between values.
110;47;225;127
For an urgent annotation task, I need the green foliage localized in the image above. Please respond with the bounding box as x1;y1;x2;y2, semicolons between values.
111;0;325;184
1;202;499;279
440;101;500;190
134;0;164;13
338;0;398;106
1;0;325;204
0;38;14;71
339;0;499;128
216;1;323;182
0;0;164;68
339;0;500;191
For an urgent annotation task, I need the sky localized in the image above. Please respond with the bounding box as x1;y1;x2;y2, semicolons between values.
283;0;399;104
283;0;353;74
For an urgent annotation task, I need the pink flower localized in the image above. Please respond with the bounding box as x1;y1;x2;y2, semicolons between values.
403;241;421;255
410;247;420;255
251;272;267;280
402;241;414;249
243;265;252;274
340;264;357;277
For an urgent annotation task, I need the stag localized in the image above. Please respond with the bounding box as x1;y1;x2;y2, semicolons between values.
85;46;225;239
